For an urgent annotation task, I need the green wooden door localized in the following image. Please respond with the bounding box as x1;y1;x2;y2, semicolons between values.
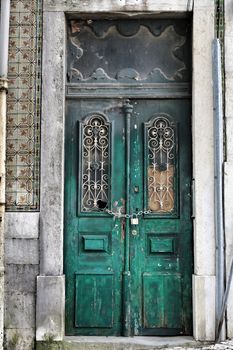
65;18;192;336
65;99;126;335
65;98;192;336
127;99;192;336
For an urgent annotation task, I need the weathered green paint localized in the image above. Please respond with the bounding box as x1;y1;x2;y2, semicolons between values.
65;99;125;336
65;18;192;337
64;98;193;336
149;236;175;254
123;100;134;337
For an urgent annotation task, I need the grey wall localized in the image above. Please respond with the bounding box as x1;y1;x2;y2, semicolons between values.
4;213;39;350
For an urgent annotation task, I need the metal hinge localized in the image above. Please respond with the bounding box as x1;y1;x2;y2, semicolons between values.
191;178;195;219
187;0;193;11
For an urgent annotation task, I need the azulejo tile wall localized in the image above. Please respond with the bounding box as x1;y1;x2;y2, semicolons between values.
5;0;222;211
6;0;42;211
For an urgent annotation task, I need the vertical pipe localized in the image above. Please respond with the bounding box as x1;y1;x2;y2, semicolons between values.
212;39;225;341
0;0;11;77
0;0;10;348
0;80;7;350
122;99;133;336
217;258;233;341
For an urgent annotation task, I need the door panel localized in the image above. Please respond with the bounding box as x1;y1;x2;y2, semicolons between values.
142;273;182;329
65;98;192;336
75;273;114;328
65;99;125;335
127;99;192;335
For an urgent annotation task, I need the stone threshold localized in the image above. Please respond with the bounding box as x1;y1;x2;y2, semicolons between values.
36;336;215;350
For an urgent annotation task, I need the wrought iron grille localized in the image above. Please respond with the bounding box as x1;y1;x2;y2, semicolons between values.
146;115;176;213
80;114;110;212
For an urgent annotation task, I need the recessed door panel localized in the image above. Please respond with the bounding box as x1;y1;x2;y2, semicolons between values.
75;273;114;328
142;273;182;329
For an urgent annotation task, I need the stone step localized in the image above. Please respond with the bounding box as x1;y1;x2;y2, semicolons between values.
36;336;214;350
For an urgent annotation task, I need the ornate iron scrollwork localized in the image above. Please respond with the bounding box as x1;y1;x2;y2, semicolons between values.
81;114;110;212
145;115;176;213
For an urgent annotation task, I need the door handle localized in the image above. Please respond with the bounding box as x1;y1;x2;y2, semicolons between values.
131;229;137;236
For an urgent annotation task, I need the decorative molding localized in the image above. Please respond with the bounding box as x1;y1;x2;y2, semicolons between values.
68;21;190;84
43;0;193;13
66;82;192;98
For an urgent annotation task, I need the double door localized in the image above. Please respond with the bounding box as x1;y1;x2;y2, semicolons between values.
65;98;193;336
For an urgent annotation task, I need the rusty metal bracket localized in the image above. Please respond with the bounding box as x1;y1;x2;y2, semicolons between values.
0;78;8;93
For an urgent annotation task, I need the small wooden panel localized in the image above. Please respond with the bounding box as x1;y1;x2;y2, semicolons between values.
143;273;182;329
149;236;175;254
82;235;108;252
75;273;113;328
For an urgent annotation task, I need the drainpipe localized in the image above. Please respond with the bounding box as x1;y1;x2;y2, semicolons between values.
0;0;10;349
212;39;225;342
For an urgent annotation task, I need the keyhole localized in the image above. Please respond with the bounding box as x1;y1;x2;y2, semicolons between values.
97;200;107;209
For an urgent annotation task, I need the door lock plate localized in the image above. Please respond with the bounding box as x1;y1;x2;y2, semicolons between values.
131;217;139;225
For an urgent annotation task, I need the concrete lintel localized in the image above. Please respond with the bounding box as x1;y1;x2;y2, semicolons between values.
192;275;216;341
43;0;193;13
36;275;65;341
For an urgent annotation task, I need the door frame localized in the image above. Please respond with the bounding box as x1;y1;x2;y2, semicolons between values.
36;0;216;342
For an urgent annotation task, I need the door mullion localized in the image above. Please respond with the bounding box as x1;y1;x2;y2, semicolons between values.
122;99;133;336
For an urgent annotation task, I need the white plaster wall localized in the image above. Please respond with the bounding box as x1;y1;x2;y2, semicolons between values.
192;0;215;340
224;0;233;338
192;0;215;277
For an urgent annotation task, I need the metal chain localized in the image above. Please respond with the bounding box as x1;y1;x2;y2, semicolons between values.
105;208;152;218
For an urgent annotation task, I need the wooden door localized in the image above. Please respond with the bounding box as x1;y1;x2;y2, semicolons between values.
65;18;193;336
128;99;192;336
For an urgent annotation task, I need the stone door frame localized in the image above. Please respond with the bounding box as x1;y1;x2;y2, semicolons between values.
36;0;215;342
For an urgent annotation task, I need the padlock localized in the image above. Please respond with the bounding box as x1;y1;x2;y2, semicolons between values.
131;217;139;225
132;230;137;236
